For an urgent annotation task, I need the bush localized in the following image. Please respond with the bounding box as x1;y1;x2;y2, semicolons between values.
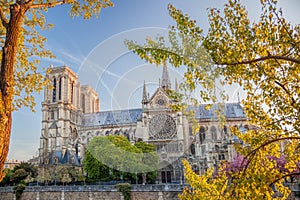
115;183;131;200
13;183;25;200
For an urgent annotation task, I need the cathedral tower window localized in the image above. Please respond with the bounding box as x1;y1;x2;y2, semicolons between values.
71;81;74;104
52;78;56;102
81;94;85;113
51;111;54;120
58;77;62;100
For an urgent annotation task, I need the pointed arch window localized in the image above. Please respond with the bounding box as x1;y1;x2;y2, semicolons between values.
190;143;195;155
223;126;228;135
52;78;56;102
51;111;54;120
211;126;217;141
71;81;74;104
58;77;62;100
81;94;85;113
199;126;206;144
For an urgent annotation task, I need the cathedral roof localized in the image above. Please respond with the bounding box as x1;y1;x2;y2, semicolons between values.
45;149;81;166
48;151;62;165
82;103;245;127
189;102;246;119
61;149;81;165
82;108;143;127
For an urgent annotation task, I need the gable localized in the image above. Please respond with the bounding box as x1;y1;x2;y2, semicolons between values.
148;87;169;107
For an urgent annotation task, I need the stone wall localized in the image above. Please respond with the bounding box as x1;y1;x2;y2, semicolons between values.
0;185;183;200
0;192;14;200
131;191;179;200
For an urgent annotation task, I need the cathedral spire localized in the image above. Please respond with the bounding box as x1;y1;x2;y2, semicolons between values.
175;78;179;92
142;80;148;104
161;64;171;90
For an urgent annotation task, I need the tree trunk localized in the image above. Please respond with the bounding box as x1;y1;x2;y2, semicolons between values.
0;2;27;181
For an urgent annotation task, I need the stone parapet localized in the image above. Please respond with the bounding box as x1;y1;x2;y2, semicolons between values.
0;185;184;200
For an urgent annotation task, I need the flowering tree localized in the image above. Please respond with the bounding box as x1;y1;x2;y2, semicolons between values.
0;0;113;181
126;0;300;198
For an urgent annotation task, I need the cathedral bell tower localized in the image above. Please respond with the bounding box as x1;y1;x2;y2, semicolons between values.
39;66;82;165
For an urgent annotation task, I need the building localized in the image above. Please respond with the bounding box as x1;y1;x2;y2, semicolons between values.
4;159;21;170
27;156;39;167
38;65;247;183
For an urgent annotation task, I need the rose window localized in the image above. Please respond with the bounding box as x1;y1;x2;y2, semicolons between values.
149;114;177;139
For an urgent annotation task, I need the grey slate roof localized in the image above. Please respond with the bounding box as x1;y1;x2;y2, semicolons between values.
82;108;143;127
82;103;245;127
47;149;81;166
189;103;245;119
48;150;62;165
61;149;81;165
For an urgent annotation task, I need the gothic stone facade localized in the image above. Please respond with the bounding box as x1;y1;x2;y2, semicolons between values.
39;65;247;183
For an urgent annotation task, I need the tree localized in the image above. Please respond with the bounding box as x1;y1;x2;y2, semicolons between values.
8;162;37;185
37;168;52;185
84;136;159;182
84;150;110;181
76;169;86;184
126;0;300;198
61;173;72;186
0;0;113;181
13;162;37;179
10;169;28;184
134;141;158;183
54;165;76;184
0;168;12;186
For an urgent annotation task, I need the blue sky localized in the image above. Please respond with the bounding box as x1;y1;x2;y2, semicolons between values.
8;0;300;161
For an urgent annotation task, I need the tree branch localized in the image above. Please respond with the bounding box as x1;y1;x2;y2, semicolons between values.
269;171;300;186
267;0;300;53
215;55;300;66
269;52;299;111
242;136;300;174
274;79;297;109
0;7;8;29
29;1;65;9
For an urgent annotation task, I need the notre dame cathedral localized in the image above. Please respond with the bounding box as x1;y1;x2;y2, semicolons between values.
38;65;247;183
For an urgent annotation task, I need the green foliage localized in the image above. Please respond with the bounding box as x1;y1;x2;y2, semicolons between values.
76;169;86;184
0;168;12;186
84;150;110;181
134;141;155;153
126;0;300;199
10;169;28;185
0;162;37;186
84;136;159;183
134;141;159;180
5;162;38;185
115;183;131;200
13;183;26;200
37;166;84;185
13;162;38;178
37;168;52;185
54;165;76;184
